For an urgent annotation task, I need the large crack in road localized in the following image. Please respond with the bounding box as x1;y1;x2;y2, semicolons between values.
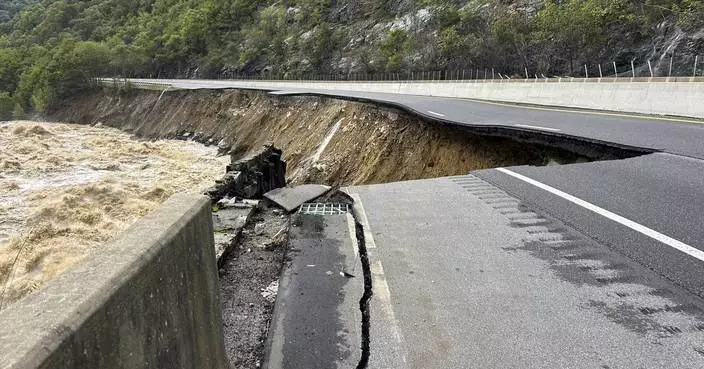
353;219;373;369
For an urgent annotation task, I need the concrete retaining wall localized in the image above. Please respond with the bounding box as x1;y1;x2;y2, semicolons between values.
131;78;704;119
0;194;227;369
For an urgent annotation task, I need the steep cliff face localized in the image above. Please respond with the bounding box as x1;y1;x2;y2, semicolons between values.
216;0;704;78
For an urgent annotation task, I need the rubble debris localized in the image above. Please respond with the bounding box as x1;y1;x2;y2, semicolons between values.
218;205;290;369
212;197;257;266
263;184;332;213
207;145;287;201
260;281;279;303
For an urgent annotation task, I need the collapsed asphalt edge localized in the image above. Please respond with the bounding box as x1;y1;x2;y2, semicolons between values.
264;91;656;160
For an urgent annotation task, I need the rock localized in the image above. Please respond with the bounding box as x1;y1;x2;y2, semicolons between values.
254;223;265;235
260;281;279;303
205;145;287;202
217;139;231;156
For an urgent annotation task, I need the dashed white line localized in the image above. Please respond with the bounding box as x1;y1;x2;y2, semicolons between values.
344;213;360;276
426;110;446;117
496;168;704;262
371;261;406;348
513;124;561;132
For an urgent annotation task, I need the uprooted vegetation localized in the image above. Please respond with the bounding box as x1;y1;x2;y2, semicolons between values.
49;88;617;188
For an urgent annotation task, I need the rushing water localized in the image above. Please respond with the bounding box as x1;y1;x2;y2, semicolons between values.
0;121;228;309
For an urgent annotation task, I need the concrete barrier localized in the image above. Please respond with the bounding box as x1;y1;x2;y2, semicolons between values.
0;194;227;369
122;78;704;119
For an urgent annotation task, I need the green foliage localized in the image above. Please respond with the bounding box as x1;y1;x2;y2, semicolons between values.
676;0;704;31
12;102;24;120
12;39;113;111
0;0;698;115
0;0;38;26
0;92;13;120
377;29;413;71
534;0;607;73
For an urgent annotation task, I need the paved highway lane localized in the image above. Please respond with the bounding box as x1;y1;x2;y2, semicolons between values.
348;177;704;369
123;78;704;159
475;153;704;298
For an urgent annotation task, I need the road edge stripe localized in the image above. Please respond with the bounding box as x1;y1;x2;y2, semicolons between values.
496;168;704;262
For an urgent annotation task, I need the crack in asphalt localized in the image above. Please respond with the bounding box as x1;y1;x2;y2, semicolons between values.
353;218;373;369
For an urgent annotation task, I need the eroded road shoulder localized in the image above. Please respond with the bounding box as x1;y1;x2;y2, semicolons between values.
264;208;364;369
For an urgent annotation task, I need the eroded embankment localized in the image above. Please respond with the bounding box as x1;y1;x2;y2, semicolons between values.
49;89;594;187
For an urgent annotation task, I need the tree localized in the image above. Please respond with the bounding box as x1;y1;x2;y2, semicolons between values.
377;29;412;72
534;0;606;75
0;92;13;120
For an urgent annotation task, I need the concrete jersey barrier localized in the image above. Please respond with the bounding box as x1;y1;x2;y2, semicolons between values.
0;194;227;369
120;78;704;119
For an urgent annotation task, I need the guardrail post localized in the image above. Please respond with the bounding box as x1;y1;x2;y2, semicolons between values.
694;56;699;78
631;59;636;78
647;60;654;82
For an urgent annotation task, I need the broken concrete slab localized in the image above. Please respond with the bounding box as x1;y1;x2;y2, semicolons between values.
206;145;287;201
212;204;256;266
263;184;331;212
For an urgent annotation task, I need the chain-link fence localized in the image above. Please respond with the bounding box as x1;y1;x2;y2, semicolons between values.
214;55;704;83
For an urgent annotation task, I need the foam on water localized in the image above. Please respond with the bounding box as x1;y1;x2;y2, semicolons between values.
0;121;228;309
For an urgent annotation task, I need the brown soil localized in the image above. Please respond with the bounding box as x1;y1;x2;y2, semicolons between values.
49;89;571;187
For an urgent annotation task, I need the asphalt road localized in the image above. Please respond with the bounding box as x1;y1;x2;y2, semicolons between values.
475;153;704;299
121;78;704;367
348;177;704;368
124;78;704;158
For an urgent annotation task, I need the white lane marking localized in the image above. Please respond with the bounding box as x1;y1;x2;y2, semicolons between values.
371;261;407;355
513;124;561;132
345;213;360;275
496;168;704;262
350;193;377;249
426;110;446;117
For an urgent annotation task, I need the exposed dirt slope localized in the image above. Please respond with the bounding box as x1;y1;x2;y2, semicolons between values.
50;89;575;186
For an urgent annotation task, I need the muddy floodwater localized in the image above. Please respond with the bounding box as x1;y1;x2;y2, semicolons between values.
0;121;228;309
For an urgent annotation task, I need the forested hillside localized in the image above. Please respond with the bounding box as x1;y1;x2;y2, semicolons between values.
0;0;703;119
0;0;38;25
